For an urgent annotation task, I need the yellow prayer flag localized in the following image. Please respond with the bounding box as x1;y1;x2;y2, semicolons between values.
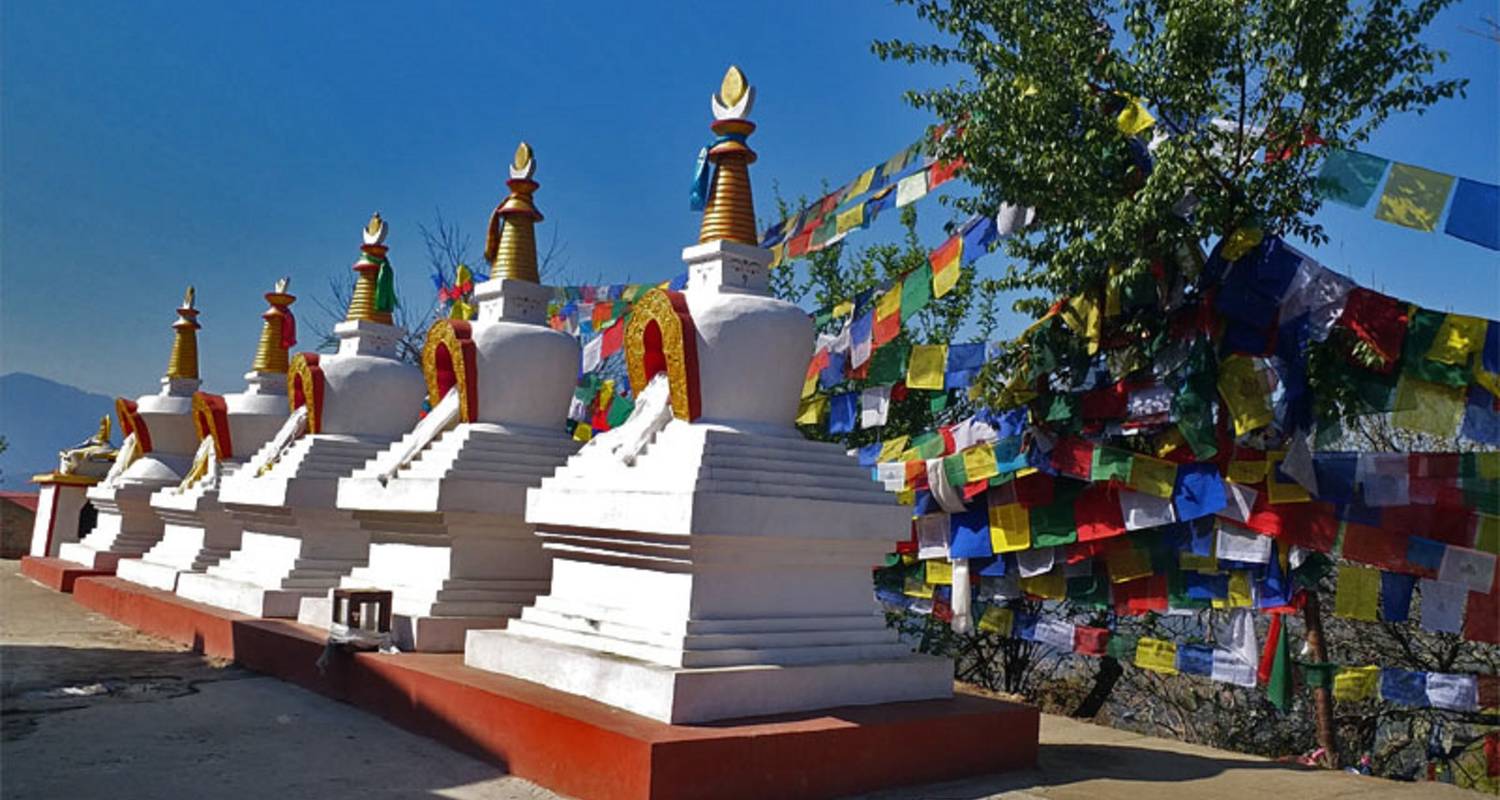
1021;570;1066;600
1180;551;1217;572
1477;453;1500;480
1333;564;1380;622
898;448;921;464
1212;571;1253;608
903;574;934;599
1393;375;1466;438
907;344;948;390
801;372;818;399
848;166;876;198
878;435;911;464
977;605;1014;636
796;395;826;425
770;242;785;269
1153;428;1187;458
876;285;902;320
931;250;963;299
1062;293;1102;355
1332;665;1381;702
1128;454;1178;499
962;443;999;483
836;203;866;234
1429;314;1487;365
896;488;915;506
1228;459;1269;484
1108;544;1155;584
572;423;592;443
1218;355;1274;436
1375;163;1456;232
1472;513;1498;556
1116;97;1156;136
925;559;954;585
832;298;855;318
989;502;1032;553
1134;637;1179;675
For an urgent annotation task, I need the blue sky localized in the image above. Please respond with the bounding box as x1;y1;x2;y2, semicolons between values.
3;0;1496;399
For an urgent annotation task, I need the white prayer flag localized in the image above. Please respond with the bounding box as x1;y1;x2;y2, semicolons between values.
895;172;928;208
1438;546;1497;594
1119;490;1177;530
1425;673;1479;711
1211;649;1258;688
926;457;967;513
876;462;906;491
582;335;603;373
1126;385;1173;420
1016;547;1056;578
1215;521;1274;564
861;386;892;429
1034;618;1076;652
916;514;950;560
1219;482;1259;523
1419;579;1467;634
981;574;1022;601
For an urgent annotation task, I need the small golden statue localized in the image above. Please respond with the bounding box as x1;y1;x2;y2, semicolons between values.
57;415;117;477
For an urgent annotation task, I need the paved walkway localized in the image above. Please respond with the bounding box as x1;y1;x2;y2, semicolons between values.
1;560;1478;799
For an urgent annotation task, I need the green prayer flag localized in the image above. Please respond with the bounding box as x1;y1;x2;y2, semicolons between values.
1106;634;1138;661
1299;662;1338;691
1029;484;1080;547
1066;575;1109;608
1316;149;1389;209
1092;447;1134;483
930;391;950;414
374;259;398;312
1402;308;1468;387
900;264;933;323
1267;619;1293;711
943;452;967;488
867;342;909;385
913;431;946;460
606;394;635;428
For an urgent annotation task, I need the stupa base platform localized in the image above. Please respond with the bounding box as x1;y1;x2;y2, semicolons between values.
175;572;319;618
19;556;115;593
467;629;955;724
299;594;510;652
114;556;193;592
68;575;1040;800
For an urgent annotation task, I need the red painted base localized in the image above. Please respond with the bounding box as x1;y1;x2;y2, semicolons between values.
20;556;113;593
71;576;1040;800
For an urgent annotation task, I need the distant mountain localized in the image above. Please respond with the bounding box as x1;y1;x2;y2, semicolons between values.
0;373;115;489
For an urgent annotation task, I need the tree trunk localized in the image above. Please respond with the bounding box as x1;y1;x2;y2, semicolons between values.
1302;590;1339;768
1072;655;1122;718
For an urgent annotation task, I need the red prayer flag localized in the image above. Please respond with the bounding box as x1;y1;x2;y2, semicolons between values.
1339;522;1409;571
1113;575;1168;616
1014;471;1055;508
1278;502;1339;552
872;312;901;348
1074;626;1110;656
1336;288;1408;370
601;319;625;358
929;235;962;276
1075;484;1126;542
1081;381;1129;419
1463;560;1500;644
1050;437;1095;480
928;158;965;188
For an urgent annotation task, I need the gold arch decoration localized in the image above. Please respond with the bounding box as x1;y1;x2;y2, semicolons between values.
114;396;153;453
191;391;233;459
422;320;479;423
625;288;701;421
287;353;326;435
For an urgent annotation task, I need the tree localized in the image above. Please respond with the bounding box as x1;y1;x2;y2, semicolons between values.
874;0;1465;366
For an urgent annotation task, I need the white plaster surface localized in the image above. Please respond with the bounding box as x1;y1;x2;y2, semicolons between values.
28;484;90;558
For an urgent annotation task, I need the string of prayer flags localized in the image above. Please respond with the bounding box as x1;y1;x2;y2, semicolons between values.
907;345;947;391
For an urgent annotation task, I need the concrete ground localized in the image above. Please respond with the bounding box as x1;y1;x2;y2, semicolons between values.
0;560;1478;800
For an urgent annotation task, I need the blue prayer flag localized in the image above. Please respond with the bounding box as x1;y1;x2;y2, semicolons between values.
1177;644;1214;677
1012;613;1038;641
1381;572;1416;623
1174;463;1228;522
1484;320;1500;374
668;273;689;291
913;490;937;516
1407;537;1446;571
949;504;995;558
1380;668;1429;707
978;555;1010;577
850;311;874;353
960;216;998;263
857;442;883;467
1461;387;1500;446
1257;543;1291;609
1312;454;1359;504
1184;572;1229;601
820;351;848;389
828;392;858;434
1444;178;1500;251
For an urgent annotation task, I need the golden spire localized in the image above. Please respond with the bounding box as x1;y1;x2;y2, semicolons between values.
346;212;394;324
251;277;298;374
698;65;759;246
166;285;202;380
484;141;544;283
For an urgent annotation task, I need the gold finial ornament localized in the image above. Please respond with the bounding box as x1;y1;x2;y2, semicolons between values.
166;285;203;380
485;141;544;283
96;415;112;445
251;277;298;374
348;213;394;324
699;66;759;246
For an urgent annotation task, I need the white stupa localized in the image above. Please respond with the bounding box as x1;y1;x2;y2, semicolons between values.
60;288;206;571
464;68;951;724
117;279;297;591
299;143;580;651
176;216;426;617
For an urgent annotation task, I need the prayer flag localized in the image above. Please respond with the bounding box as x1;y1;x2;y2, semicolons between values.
1264;614;1293;710
901;265;933;322
907;344;947;390
925;559;954;585
1381;572;1416;622
950;505;994;558
930;236;963;298
835;203;865;234
1380;668;1429;707
867;342;908;385
1177;644;1214;677
795;395;826;426
860;385;891;429
945;342;985;388
1334;564;1380;621
1393;375;1465;438
1419;578;1466;634
895;171;928;207
1333;665;1380;702
1375;162;1455;232
828;392;857;434
1135;637;1179;674
1173;463;1227;521
1033;618;1076;651
1218;355;1273;436
1128;454;1178;499
873;287;902;347
988;500;1032;553
1317;149;1389;208
963;443;999;483
850;310;874;368
977;605;1013;635
1445;178;1500;250
1427;673;1479;711
1116;97;1156;136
